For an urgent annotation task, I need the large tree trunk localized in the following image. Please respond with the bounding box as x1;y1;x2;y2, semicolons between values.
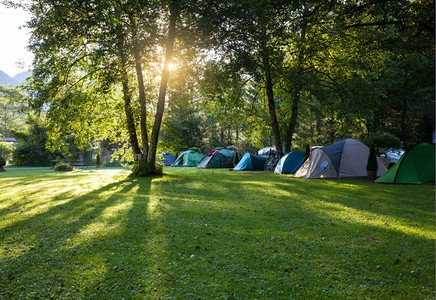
147;1;180;171
264;59;283;157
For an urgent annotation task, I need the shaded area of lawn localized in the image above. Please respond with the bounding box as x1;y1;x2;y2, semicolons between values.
0;167;434;299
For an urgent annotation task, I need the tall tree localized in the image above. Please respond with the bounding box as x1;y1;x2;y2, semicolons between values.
208;0;297;157
23;0;186;175
326;0;435;142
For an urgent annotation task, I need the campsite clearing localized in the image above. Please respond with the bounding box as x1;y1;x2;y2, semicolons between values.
0;168;434;299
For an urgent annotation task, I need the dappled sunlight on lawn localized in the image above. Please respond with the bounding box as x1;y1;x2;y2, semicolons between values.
0;168;434;298
68;200;135;248
312;200;434;240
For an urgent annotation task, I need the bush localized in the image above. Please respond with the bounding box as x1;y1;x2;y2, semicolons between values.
0;142;15;161
102;160;123;167
363;132;401;152
51;156;62;167
54;161;74;171
130;161;163;176
0;156;6;167
13;143;51;167
0;156;6;171
366;145;378;171
189;147;201;154
84;158;95;166
96;153;101;166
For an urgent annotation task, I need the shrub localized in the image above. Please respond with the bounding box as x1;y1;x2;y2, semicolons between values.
13;143;51;167
54;161;74;171
84;157;95;166
226;145;238;151
0;142;15;162
0;156;6;167
96;153;101;166
51;156;62;167
102;160;123;167
130;161;163;176
0;156;6;171
366;145;378;171
363;132;401;152
189;147;201;154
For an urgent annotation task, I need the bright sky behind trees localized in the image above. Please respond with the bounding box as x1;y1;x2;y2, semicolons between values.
0;3;33;77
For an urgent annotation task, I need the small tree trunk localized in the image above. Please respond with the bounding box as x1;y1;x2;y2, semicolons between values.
284;85;301;153
117;39;141;155
264;62;283;157
227;127;231;145
284;23;306;153
129;12;149;157
220;126;224;145
147;1;179;172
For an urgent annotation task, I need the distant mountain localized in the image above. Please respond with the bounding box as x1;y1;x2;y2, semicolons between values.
0;70;18;86
14;71;30;84
0;70;30;86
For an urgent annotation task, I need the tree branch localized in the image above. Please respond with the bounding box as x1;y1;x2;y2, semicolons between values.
345;20;403;29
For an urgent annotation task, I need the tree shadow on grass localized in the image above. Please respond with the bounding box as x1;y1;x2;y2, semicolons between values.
0;169;434;299
270;177;434;231
0;175;154;298
134;170;434;298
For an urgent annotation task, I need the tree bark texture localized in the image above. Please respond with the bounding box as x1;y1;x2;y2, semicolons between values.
118;40;141;155
284;84;301;153
129;13;149;158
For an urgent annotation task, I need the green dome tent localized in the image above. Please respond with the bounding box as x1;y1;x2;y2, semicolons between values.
376;143;435;184
173;150;204;167
197;149;239;169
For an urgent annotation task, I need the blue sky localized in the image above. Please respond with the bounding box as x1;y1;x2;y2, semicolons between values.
0;4;33;77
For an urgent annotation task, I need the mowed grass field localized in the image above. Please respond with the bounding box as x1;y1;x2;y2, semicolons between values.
0;167;434;299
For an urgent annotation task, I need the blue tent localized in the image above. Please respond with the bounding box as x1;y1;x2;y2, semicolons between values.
231;153;267;171
274;151;305;174
161;152;175;166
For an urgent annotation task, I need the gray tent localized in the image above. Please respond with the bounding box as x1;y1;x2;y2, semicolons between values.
295;139;387;179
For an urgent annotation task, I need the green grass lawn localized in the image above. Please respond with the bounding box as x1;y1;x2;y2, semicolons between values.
0;167;434;299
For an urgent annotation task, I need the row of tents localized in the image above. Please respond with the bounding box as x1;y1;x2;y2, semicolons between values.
161;139;434;184
163;148;303;172
169;149;239;168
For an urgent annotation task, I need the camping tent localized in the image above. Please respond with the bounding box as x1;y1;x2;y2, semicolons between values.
376;143;435;184
160;152;175;166
295;139;387;179
231;153;267;171
173;150;204;167
274;151;305;174
197;149;239;169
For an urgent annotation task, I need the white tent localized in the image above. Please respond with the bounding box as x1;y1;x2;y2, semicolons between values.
295;139;387;179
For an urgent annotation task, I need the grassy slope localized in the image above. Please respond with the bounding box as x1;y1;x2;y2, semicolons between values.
0;167;434;299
